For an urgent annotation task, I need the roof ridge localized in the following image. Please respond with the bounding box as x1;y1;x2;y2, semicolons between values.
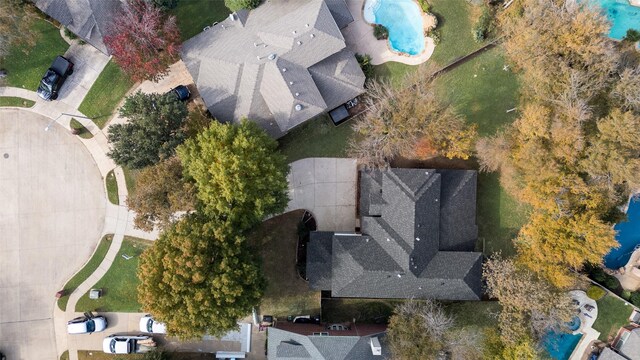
447;171;475;200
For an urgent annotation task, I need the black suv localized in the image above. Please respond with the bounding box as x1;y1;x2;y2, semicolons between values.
37;55;74;100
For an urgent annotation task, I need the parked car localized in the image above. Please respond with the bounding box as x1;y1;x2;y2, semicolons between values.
0;351;5;360
139;314;166;334
67;313;107;334
37;55;74;100
102;335;156;354
169;85;190;101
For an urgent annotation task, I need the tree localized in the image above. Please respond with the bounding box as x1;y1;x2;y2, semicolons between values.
224;0;260;12
177;120;289;234
483;256;574;344
104;0;181;82
0;0;36;58
349;66;478;168
148;0;178;10
137;214;264;339
108;91;188;169
612;67;640;113
127;156;197;231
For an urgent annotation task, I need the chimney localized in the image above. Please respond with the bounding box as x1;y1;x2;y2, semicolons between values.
370;337;382;355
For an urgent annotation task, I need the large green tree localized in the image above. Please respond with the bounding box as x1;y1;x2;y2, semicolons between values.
137;214;264;339
108;91;188;169
224;0;260;12
177;120;289;234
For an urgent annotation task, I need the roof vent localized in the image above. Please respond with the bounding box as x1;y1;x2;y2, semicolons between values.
282;68;287;72
253;42;258;47
295;104;303;111
292;30;297;34
397;273;402;278
256;56;261;60
295;92;300;97
305;23;310;27
310;34;315;38
229;13;237;21
416;237;420;241
297;41;302;45
386;238;390;242
289;81;294;85
268;53;277;60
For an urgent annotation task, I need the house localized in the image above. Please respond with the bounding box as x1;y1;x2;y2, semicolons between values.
307;168;483;300
611;326;640;360
267;323;388;360
181;0;365;138
598;348;628;360
34;0;121;54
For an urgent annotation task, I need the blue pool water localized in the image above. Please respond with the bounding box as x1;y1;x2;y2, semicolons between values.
542;330;583;360
567;316;581;331
364;0;425;55
588;0;640;40
604;197;640;269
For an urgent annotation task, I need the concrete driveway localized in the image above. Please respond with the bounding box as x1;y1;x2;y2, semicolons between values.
285;158;357;232
57;43;110;108
0;109;106;360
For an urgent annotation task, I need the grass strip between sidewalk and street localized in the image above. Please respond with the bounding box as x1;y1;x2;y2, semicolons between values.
105;170;119;205
0;96;35;108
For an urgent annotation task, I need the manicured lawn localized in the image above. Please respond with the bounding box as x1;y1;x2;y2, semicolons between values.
69;118;93;139
429;0;486;66
78;60;133;128
169;0;231;42
321;298;399;323
434;48;520;136
75;236;151;313
444;301;501;329
77;351;143;360
278;114;355;163
122;166;141;197
0;18;69;90
248;210;321;318
106;170;119;205
0;96;35;107
593;294;633;342
57;235;113;311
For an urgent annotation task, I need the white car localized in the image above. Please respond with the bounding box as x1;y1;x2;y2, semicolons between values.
67;315;107;334
102;335;155;354
139;315;167;334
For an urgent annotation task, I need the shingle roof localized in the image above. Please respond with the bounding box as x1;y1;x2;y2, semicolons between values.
619;328;640;360
598;348;628;360
324;0;354;29
35;0;120;54
181;0;364;138
308;168;483;300
267;328;389;360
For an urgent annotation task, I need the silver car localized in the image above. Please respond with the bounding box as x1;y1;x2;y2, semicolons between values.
102;334;156;354
67;314;107;334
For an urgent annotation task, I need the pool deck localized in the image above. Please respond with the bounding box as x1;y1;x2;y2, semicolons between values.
341;0;435;65
630;0;639;7
569;290;601;360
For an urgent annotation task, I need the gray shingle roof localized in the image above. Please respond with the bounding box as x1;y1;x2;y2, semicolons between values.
267;328;389;360
598;348;628;360
619;328;640;360
35;0;120;54
181;0;364;138
308;168;483;300
324;0;354;29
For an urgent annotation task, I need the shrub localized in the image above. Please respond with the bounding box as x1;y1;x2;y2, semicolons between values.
428;29;441;45
148;0;179;10
418;0;430;13
472;6;493;42
355;53;374;80
624;29;640;43
63;27;78;40
604;275;620;290
373;24;389;40
630;292;640;306
224;0;260;12
586;285;606;300
622;290;632;300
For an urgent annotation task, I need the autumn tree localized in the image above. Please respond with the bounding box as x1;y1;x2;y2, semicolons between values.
104;0;181;81
483;256;574;344
350;66;477;168
613;67;640;112
177;120;289;234
0;0;36;57
387;300;483;360
108;92;188;169
137;214;264;339
127;156;197;231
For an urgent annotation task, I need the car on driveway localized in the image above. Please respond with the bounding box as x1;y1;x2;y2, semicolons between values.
37;55;74;101
169;85;190;101
67;313;108;334
139;314;166;334
102;335;156;354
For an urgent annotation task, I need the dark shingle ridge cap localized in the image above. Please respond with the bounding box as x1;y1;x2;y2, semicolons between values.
361;216;412;257
385;168;440;200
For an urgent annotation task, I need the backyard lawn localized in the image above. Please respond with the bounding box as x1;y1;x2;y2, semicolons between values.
169;0;231;42
321;298;399;323
593;294;634;341
278;114;355;163
0;97;35;108
57;235;113;311
248;210;321;318
78;60;134;128
75;236;151;313
0;18;69;90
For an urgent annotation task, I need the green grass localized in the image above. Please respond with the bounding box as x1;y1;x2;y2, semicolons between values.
321;298;399;323
122;166;141;197
434;48;520;136
69;118;93;139
57;235;113;311
444;301;501;328
75;236;151;313
0;18;69;90
277;114;355;163
78;351;143;360
59;350;69;360
169;0;231;42
0;96;35;107
248;210;320;317
78;60;133;128
593;294;633;342
106;170;119;205
429;0;486;66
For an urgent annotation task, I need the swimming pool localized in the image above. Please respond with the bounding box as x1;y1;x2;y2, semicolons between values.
542;330;583;360
604;197;640;269
363;0;426;55
567;316;581;332
588;0;640;40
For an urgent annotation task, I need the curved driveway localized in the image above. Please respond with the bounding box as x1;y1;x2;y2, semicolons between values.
0;109;106;359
